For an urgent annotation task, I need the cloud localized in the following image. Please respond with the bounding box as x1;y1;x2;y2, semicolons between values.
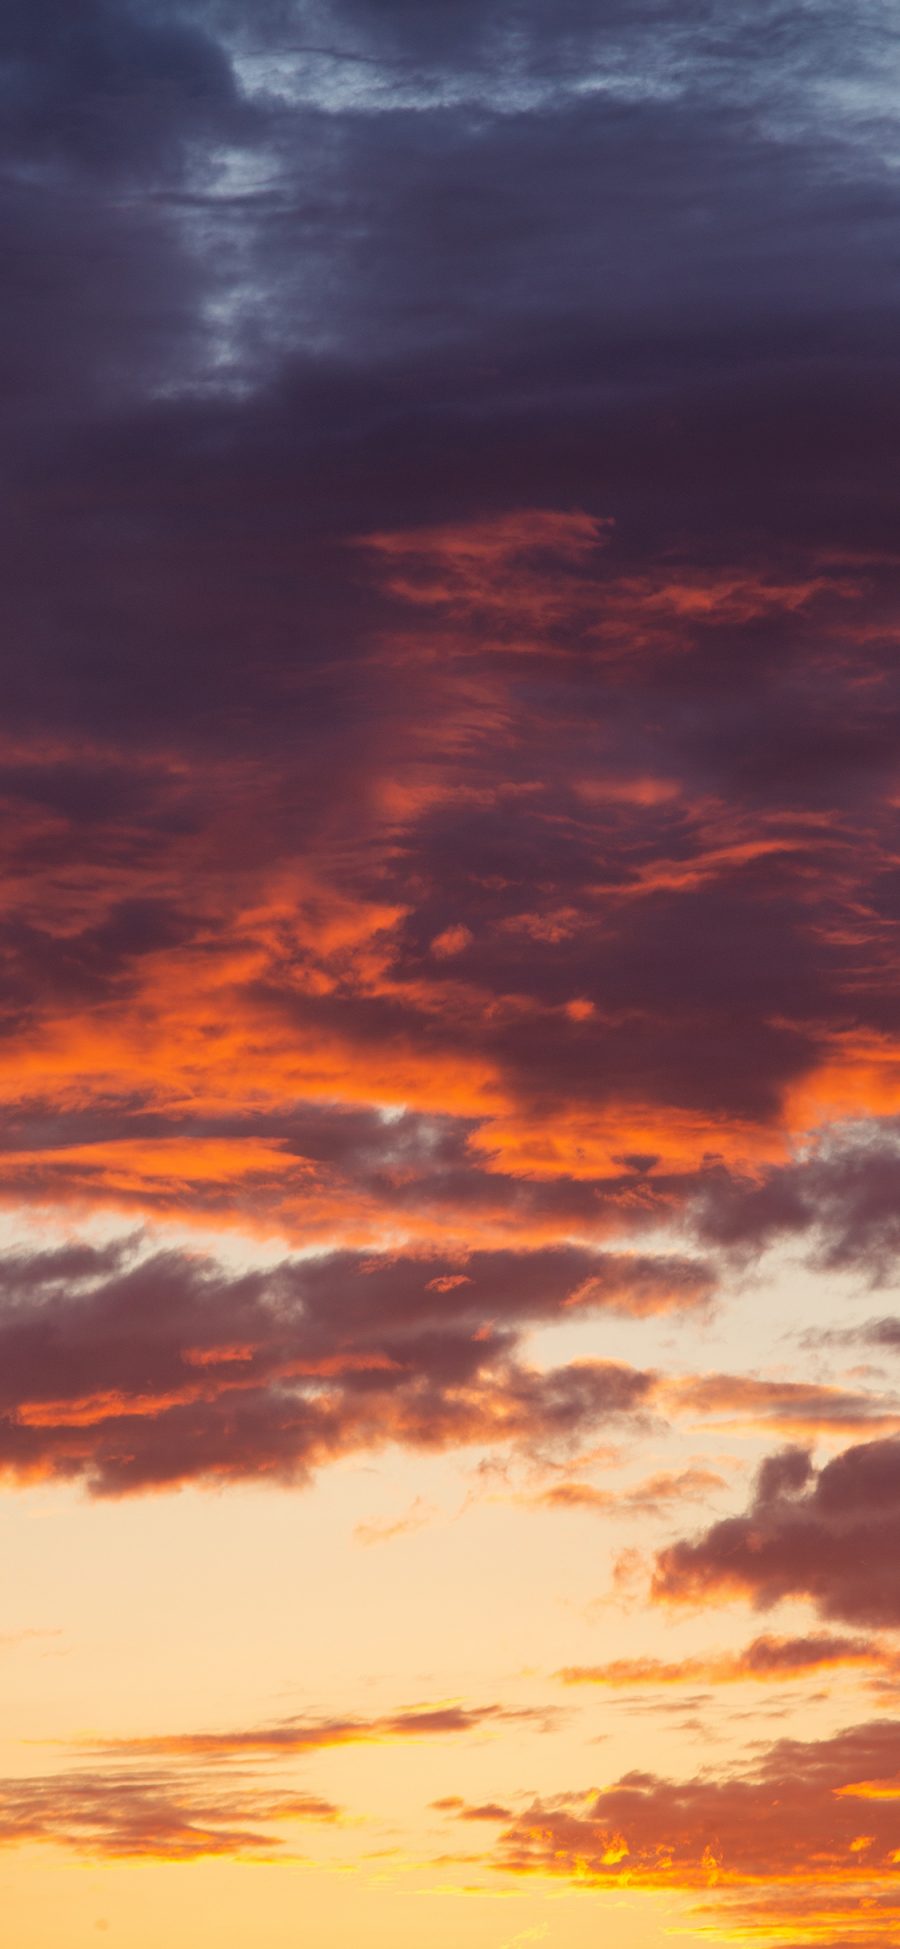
653;1437;900;1628
664;1371;900;1438
2;1234;891;1496
0;485;894;1259
0;0;247;177
557;1631;891;1689
0;1239;660;1493
0;0;895;1277
354;1495;436;1546
434;1798;514;1823
87;1699;545;1761
533;1464;727;1517
3;7;900;1940
0;1694;550;1863
0;1629;61;1652
485;1716;900;1943
0;1766;340;1862
858;1319;900;1352
91;1699;553;1777
693;1122;900;1280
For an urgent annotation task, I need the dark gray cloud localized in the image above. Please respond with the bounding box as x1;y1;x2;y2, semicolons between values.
0;3;897;1350
0;0;246;175
693;1122;900;1279
0;1239;670;1492
653;1436;900;1628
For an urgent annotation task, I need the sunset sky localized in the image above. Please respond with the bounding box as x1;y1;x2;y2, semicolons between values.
2;5;900;1946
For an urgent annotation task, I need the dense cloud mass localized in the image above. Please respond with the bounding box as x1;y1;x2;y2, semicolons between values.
0;1238;675;1491
4;1239;891;1494
0;0;895;1267
3;8;900;1938
481;1717;900;1941
654;1438;900;1627
693;1123;900;1277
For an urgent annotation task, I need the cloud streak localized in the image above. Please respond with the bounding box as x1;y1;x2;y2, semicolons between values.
0;1697;546;1864
0;1768;340;1862
557;1631;893;1690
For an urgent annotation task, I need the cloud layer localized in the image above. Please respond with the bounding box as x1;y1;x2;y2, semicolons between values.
0;0;896;1280
0;1239;672;1491
4;9;900;1943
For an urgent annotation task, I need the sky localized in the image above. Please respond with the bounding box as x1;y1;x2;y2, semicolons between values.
1;3;900;1945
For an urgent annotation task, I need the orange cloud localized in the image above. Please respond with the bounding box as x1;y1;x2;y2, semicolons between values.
0;1768;341;1862
533;1464;726;1517
653;1436;900;1629
0;1238;698;1494
665;1372;900;1438
557;1632;891;1689
482;1717;900;1943
0;510;892;1262
87;1701;545;1763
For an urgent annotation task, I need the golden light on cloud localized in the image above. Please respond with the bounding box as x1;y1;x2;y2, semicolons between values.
3;7;900;1947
